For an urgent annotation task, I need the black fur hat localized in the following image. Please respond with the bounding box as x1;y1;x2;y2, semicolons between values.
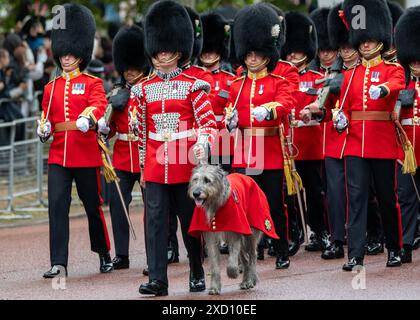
233;3;282;72
395;6;420;68
201;12;230;60
281;11;318;62
112;25;149;75
388;1;404;29
185;6;203;62
51;4;96;71
262;2;286;48
310;7;333;52
343;0;393;51
144;0;193;66
328;2;350;50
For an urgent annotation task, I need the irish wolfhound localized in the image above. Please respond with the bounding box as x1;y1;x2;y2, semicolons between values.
188;165;278;295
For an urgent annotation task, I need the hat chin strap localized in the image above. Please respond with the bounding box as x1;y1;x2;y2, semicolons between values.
200;55;221;68
359;42;384;60
61;57;81;70
290;56;307;69
410;64;420;77
156;53;181;66
246;57;270;73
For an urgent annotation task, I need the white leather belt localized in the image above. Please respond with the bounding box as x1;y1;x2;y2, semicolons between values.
116;132;139;141
401;118;420;126
292;120;321;128
215;114;223;122
148;130;195;142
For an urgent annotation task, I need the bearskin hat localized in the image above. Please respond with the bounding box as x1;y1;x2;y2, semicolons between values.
185;6;203;62
281;11;318;63
51;4;96;71
262;2;286;48
144;0;193;66
112;25;149;75
343;0;393;51
388;1;404;29
395;6;420;68
233;3;282;72
200;12;230;60
310;7;333;52
328;2;350;50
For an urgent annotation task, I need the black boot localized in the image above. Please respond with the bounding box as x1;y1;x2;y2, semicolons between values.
112;255;129;270
99;253;114;273
43;265;67;278
167;244;179;264
366;238;384;255
305;231;330;252
321;241;344;260
275;255;290;269
342;257;364;271
267;239;276;257
189;272;206;292
401;245;413;264
142;267;149;276
139;280;168;296
386;251;402;267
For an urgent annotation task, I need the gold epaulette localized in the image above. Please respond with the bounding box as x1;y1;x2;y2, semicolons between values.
269;73;287;81
83;72;99;79
47;76;62;85
231;75;245;83
384;60;403;68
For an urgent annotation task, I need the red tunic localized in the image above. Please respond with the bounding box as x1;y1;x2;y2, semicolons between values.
227;70;294;170
183;64;215;101
41;70;107;167
189;173;279;239
109;94;140;173
209;69;236;156
292;69;324;161
341;57;406;159
399;78;420;164
132;71;217;184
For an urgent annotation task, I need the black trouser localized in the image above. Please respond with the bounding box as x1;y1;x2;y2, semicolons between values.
145;182;203;286
236;168;289;255
168;210;179;256
345;157;402;258
295;160;327;235
397;165;420;247
325;157;346;243
366;183;384;242
109;169;141;257
48;164;110;267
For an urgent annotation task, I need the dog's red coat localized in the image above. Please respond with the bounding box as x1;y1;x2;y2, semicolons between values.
189;173;279;239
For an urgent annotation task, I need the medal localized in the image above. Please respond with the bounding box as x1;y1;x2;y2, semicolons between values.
71;83;85;95
215;81;220;91
371;71;380;83
258;84;264;95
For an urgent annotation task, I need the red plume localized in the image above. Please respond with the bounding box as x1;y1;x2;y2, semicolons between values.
339;10;350;31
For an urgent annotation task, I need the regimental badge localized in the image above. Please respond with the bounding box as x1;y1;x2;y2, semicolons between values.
371;71;380;83
264;218;272;232
72;83;85;95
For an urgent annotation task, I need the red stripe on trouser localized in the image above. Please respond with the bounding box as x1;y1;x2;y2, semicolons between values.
282;174;289;241
96;168;111;251
393;161;404;250
344;158;349;241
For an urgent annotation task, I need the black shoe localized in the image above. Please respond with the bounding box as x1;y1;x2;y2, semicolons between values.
386;251;402;267
257;245;264;260
305;233;323;252
288;240;300;257
267;244;276;257
43;265;67;278
401;245;413;264
366;241;384;255
219;242;229;255
142;268;149;276
167;247;179;264
413;237;420;250
275;255;290;269
112;255;129;270
139;280;168;296
342;257;364;271
321;242;345;260
99;253;114;273
189;275;206;292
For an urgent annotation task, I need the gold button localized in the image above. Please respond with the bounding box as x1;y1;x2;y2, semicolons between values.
212;226;216;230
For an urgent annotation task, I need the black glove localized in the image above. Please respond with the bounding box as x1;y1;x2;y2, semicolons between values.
108;88;130;111
324;73;344;95
398;89;416;108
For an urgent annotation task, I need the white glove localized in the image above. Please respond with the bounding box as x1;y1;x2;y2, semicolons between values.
37;119;51;138
369;85;381;100
193;144;206;162
76;117;90;133
252;106;269;122
97;117;110;135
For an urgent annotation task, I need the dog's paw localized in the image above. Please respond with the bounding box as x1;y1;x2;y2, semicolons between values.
240;280;255;290
208;288;221;295
227;266;239;279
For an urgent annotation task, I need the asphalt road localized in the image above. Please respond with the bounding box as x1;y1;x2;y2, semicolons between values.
1;209;420;300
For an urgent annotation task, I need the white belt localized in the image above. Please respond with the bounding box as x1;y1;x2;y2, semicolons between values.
292;120;321;128
148;130;195;142
401;118;420;126
215;114;223;122
116;132;139;141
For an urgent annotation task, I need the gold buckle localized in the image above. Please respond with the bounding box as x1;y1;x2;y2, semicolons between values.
162;131;172;142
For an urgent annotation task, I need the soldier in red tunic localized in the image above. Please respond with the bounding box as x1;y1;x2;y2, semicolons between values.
37;4;113;278
225;4;294;269
133;1;217;296
282;11;331;254
339;0;405;271
394;6;420;264
97;25;150;270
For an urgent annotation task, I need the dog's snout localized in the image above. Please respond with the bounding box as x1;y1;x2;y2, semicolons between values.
193;190;201;198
